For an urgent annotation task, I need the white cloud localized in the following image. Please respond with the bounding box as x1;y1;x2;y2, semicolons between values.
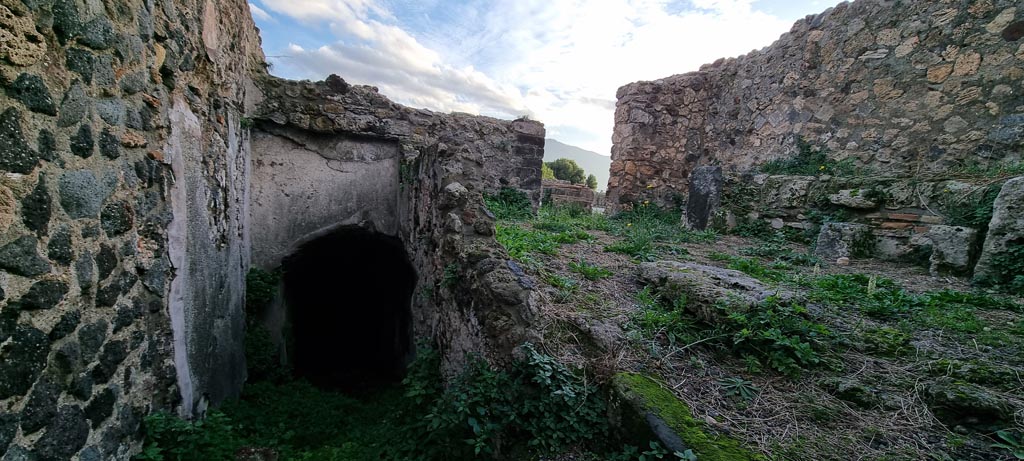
248;3;274;22
258;0;838;155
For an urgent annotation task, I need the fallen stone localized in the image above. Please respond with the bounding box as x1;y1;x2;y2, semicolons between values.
924;378;1014;430
610;372;760;460
638;260;798;323
924;225;979;276
814;222;873;260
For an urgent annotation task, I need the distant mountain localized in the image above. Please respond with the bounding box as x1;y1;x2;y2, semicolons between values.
543;139;612;192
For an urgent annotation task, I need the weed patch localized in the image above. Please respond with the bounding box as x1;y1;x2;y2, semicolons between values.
569;259;613;280
759;138;856;176
485;187;533;221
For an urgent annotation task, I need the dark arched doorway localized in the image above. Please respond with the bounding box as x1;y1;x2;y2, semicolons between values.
281;228;415;391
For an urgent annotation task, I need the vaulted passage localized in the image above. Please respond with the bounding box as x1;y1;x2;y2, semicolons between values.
281;228;415;391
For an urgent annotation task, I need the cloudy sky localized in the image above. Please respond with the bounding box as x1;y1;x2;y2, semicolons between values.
249;0;842;155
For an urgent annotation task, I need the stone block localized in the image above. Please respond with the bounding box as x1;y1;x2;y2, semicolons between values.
814;222;873;260
683;166;722;230
923;225;979;276
974;176;1024;285
638;260;800;324
828;189;879;209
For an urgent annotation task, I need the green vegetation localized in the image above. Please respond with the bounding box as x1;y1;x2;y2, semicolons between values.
485;187;534;221
739;242;820;266
629;287;699;350
496;224;592;263
546;158;588;185
138;344;634;461
586;173;599;190
939;183;1000;230
245;268;280;315
570;259;613;280
708;252;789;283
630;284;830;377
605;203;714;261
860;326;912;357
723;298;831;376
759;138;855;176
542;162;556;180
991;430;1024;459
243;269;288;382
718;377;759;402
613;373;763;461
978;240;1024;294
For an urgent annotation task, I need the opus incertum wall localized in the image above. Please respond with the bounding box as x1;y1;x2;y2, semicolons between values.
608;0;1024;208
0;0;543;457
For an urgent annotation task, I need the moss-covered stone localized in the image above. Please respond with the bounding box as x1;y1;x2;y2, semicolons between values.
611;372;763;461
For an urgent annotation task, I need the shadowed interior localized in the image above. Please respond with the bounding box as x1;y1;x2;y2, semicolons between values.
281;228;416;391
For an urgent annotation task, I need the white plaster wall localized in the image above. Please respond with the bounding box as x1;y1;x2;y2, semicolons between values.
249;129;401;269
166;97;250;417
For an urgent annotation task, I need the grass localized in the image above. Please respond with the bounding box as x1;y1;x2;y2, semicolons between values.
569;259;613;280
605;203;715;261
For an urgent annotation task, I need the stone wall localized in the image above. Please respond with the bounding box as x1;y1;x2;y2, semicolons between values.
608;0;1024;208
0;0;546;457
710;172;1014;275
542;179;595;210
0;0;264;458
251;75;544;376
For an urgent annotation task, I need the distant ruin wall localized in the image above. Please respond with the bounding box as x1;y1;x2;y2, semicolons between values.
608;0;1024;208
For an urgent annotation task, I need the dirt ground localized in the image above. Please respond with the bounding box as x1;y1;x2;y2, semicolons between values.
521;223;1024;461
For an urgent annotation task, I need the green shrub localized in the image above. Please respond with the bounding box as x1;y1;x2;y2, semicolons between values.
398;343;609;460
759;138;855;176
721;298;831;376
484;187;533;221
244;325;290;383
245;268;280;315
137;411;239;461
940;184;1000;230
629;288;699;348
